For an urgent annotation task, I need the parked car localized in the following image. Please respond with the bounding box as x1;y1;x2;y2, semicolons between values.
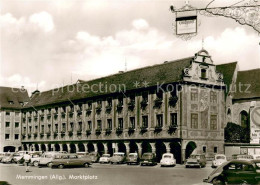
99;154;111;164
110;152;126;164
140;153;157;166
76;152;89;158
12;152;24;164
30;152;42;166
204;160;260;185
88;152;100;163
211;154;227;168
38;152;61;167
1;153;15;163
185;154;206;168
0;152;7;162
253;154;260;160
236;154;254;161
160;153;176;167
51;154;92;169
126;153;139;165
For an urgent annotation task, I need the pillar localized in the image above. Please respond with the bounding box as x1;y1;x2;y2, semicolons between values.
75;144;79;153
136;142;142;158
59;144;63;152
45;144;49;152
84;143;88;153
103;143;108;154
21;145;24;151
51;144;55;151
32;144;35;151
93;143;98;153
26;144;30;151
150;142;156;154
125;142;130;156
67;143;71;153
164;142;171;153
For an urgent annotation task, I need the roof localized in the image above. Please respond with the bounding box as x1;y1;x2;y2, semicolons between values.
216;62;237;92
0;86;29;110
233;68;260;100
24;57;193;108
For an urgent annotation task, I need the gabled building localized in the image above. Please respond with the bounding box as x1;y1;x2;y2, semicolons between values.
0;86;29;152
20;49;235;163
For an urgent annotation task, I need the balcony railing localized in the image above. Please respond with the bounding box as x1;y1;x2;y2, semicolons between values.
116;103;123;112
86;129;91;136
105;128;112;135
140;99;148;109
169;96;178;107
168;124;178;135
127;101;135;111
105;105;112;113
95;128;102;135
140;126;148;134
154;125;162;134
116;128;123;136
128;127;135;136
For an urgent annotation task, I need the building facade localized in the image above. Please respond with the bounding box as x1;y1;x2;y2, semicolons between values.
20;50;232;163
0;87;29;152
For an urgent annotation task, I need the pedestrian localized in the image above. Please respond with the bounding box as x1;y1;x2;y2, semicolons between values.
23;153;31;172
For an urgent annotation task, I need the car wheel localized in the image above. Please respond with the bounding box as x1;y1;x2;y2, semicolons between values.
33;161;39;167
212;178;225;185
47;162;53;168
58;164;64;169
84;163;89;168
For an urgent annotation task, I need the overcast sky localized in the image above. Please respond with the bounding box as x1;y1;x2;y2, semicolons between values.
0;0;260;94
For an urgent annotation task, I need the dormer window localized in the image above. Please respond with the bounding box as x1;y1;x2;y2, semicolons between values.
8;101;14;105
201;69;207;79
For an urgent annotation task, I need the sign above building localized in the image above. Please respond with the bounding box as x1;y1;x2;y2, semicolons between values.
176;15;197;35
250;106;260;144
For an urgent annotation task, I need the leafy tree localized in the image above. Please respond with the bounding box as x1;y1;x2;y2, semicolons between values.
224;122;250;143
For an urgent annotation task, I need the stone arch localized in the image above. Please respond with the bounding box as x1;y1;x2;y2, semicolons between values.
185;141;197;159
62;144;68;152
106;142;113;155
141;141;152;154
87;143;95;153
78;143;85;152
155;141;166;162
3;146;15;152
54;144;60;151
70;143;76;153
170;142;181;164
47;144;51;151
23;144;28;151
240;110;249;128
41;144;46;152
97;142;104;156
34;144;39;151
129;141;138;154
118;142;126;153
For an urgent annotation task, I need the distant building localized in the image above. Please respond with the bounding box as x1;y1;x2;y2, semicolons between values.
0;86;29;152
20;49;232;163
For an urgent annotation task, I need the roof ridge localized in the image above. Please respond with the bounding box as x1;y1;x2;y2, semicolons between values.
238;68;260;72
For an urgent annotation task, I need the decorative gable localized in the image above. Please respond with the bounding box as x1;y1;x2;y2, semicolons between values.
183;49;224;86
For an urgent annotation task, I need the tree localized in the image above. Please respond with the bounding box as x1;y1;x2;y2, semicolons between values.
224;122;250;143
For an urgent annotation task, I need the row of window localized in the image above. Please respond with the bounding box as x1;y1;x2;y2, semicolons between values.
202;146;218;153
23;113;178;133
5;112;20;116
5;134;19;140
191;114;218;130
5;122;19;128
191;90;218;103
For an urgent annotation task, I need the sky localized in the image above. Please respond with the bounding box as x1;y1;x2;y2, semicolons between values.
0;0;260;94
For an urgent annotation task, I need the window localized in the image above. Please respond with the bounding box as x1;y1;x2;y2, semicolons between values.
201;69;207;79
97;120;102;129
40;116;44;121
142;116;148;128
130;117;135;129
14;122;19;128
210;115;217;130
107;119;112;129
6;112;10;116
97;100;102;107
156;114;163;127
190;89;198;101
87;102;92;109
35;126;38;132
62;123;66;131
107;98;112;106
78;122;82;131
41;125;44;132
8;101;14;105
5;134;10;140
118;118;123;129
14;134;19;140
191;114;198;129
5;122;10;128
23;127;26;133
88;121;92;130
118;97;123;105
203;146;206;153
214;147;218;153
29;126;32;133
70;122;74;131
142;92;148;102
170;113;177;126
55;124;58;132
240;111;249;128
28;118;32;123
210;91;217;103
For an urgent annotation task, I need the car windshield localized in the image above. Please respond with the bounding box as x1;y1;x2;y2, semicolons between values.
216;156;225;160
190;155;200;159
129;154;137;158
163;155;172;158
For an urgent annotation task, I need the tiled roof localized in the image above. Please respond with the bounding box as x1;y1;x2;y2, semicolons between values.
216;62;237;95
0;86;29;110
233;68;260;100
24;57;193;108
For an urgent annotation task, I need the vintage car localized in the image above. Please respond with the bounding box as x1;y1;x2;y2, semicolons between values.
0;152;7;162
211;154;227;168
185;154;206;168
38;152;61;167
1;153;15;163
236;154;254;161
99;154;111;164
110;152;126;164
160;153;176;167
51;154;92;169
204;160;260;185
140;153;157;166
88;152;100;163
29;152;43;166
126;153;139;165
76;152;88;158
